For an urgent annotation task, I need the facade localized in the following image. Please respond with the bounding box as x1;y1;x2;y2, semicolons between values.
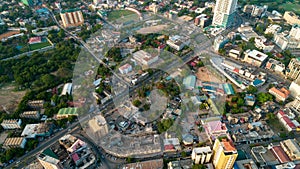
1;119;22;129
60;9;84;28
133;50;159;66
274;25;300;50
268;87;290;102
214;35;228;52
292;96;300;112
3;137;27;149
166;35;190;51
286;58;300;80
20;111;40;119
38;148;62;169
265;58;285;74
119;63;132;74
265;24;282;34
28;100;44;109
243;5;266;18
212;0;238;28
289;24;300;39
243;49;268;67
280;139;300;161
283;11;300;25
56;108;78;119
192;146;213;164
212;138;238;169
289;81;300;98
88;115;109;139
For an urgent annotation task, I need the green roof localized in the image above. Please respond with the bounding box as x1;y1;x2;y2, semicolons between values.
183;75;196;89
42;148;58;159
57;108;78;115
223;83;235;95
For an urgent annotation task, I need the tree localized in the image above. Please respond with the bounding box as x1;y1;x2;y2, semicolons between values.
257;92;274;104
199;103;206;110
247;85;258;94
237;98;244;107
132;99;142;107
181;151;187;157
192;164;206;169
266;113;275;120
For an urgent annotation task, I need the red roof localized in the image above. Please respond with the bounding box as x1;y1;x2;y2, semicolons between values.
271;146;290;163
282;116;296;128
164;144;175;151
233;68;239;73
72;153;80;162
28;37;41;44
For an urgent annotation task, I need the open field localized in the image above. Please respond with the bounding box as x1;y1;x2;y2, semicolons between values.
0;83;26;113
196;67;223;83
136;24;169;34
107;10;137;21
29;41;51;51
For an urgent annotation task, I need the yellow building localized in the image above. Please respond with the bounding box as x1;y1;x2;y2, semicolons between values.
283;11;300;25
60;9;84;28
212;138;238;169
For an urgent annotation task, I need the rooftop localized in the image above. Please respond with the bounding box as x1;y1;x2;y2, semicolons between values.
57;108;78;116
121;159;163;169
245;49;268;62
3;137;25;146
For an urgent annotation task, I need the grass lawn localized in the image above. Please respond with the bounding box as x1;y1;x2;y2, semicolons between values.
267;118;286;134
107;10;136;21
29;41;51;51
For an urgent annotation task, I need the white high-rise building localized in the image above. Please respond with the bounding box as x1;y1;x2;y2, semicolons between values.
213;0;238;28
192;146;213;164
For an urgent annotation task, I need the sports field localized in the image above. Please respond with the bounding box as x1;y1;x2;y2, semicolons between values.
107;10;137;21
29;41;51;51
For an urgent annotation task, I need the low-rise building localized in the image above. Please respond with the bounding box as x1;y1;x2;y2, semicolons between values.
277;110;297;132
244;94;256;106
243;49;268;67
192;146;212;164
269;87;290;102
164;138;181;152
56;108;78;119
119;63;132;74
121;159;163;169
283;11;300;25
280;139;300;161
87;115;109;139
228;49;241;59
1;119;22;129
243;5;266;18
265;24;282;34
61;83;72;96
235;159;258;169
21;122;53;138
133;50;159;66
203;120;228;142
167;35;190;51
28;36;42;44
265;58;285;74
183;75;196;90
37;148;62;169
292;96;300;112
3;137;26;149
254;37;274;52
238;24;259;41
20;111;40;119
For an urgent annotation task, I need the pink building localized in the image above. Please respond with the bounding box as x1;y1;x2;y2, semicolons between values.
204;120;228;141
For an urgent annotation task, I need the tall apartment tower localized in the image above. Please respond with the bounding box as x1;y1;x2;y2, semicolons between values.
286;58;300;80
212;0;238;28
212;138;238;169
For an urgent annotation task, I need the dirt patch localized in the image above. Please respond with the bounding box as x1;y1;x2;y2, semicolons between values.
136;24;169;34
196;67;222;83
0;31;20;41
0;84;26;113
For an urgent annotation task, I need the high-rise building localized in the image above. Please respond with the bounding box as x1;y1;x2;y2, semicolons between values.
37;148;62;169
286;58;300;80
212;138;238;169
192;146;213;164
60;9;84;28
212;0;238;28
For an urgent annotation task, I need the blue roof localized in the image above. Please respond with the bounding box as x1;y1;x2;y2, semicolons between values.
183;75;196;89
223;83;235;95
253;78;263;86
203;85;216;91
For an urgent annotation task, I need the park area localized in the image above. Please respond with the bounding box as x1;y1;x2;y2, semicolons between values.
107;10;137;21
245;0;300;15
